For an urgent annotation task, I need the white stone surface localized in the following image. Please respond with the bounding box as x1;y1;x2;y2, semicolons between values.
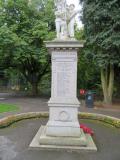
45;42;81;137
51;51;77;99
39;126;87;146
45;40;84;48
29;126;97;152
46;106;80;137
54;0;80;39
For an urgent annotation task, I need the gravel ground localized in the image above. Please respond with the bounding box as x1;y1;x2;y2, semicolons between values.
0;118;120;160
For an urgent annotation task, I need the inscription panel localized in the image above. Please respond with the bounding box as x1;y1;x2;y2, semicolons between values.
51;52;77;98
56;62;75;97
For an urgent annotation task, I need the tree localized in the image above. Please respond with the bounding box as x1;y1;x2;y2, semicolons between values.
80;0;120;104
0;0;55;95
76;28;100;93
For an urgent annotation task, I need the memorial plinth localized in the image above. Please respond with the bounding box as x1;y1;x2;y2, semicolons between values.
45;40;82;138
29;40;97;151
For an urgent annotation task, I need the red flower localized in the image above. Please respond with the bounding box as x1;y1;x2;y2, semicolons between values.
80;124;94;136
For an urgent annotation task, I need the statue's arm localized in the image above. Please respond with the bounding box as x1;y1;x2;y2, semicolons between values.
69;10;80;22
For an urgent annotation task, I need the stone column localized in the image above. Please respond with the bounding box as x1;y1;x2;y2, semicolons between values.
30;40;97;151
46;40;82;137
38;40;87;146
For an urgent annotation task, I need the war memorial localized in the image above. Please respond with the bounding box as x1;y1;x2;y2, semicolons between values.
30;0;97;151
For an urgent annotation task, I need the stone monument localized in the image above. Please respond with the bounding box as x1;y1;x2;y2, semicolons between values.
30;0;97;151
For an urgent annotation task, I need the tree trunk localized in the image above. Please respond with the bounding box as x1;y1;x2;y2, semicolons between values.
31;83;38;96
101;65;114;105
108;64;114;103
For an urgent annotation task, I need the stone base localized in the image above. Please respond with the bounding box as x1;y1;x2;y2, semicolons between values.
46;125;81;137
29;126;97;152
40;126;87;146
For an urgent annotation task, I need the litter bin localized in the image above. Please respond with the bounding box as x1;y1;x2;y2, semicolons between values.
85;91;94;108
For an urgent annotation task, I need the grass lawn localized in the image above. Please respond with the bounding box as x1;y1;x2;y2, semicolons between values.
0;103;19;113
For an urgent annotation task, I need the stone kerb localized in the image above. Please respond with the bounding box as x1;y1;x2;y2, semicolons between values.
0;112;120;128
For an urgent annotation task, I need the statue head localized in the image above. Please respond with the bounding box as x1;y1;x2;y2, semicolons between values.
69;4;75;11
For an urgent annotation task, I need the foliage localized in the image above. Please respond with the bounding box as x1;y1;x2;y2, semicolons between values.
80;0;120;67
80;0;120;104
0;0;55;95
77;53;100;91
76;28;101;92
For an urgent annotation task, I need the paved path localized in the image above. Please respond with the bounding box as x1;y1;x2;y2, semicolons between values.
0;97;120;160
0;97;120;119
0;119;120;160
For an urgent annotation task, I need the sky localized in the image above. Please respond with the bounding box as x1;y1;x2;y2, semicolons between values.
66;0;83;28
